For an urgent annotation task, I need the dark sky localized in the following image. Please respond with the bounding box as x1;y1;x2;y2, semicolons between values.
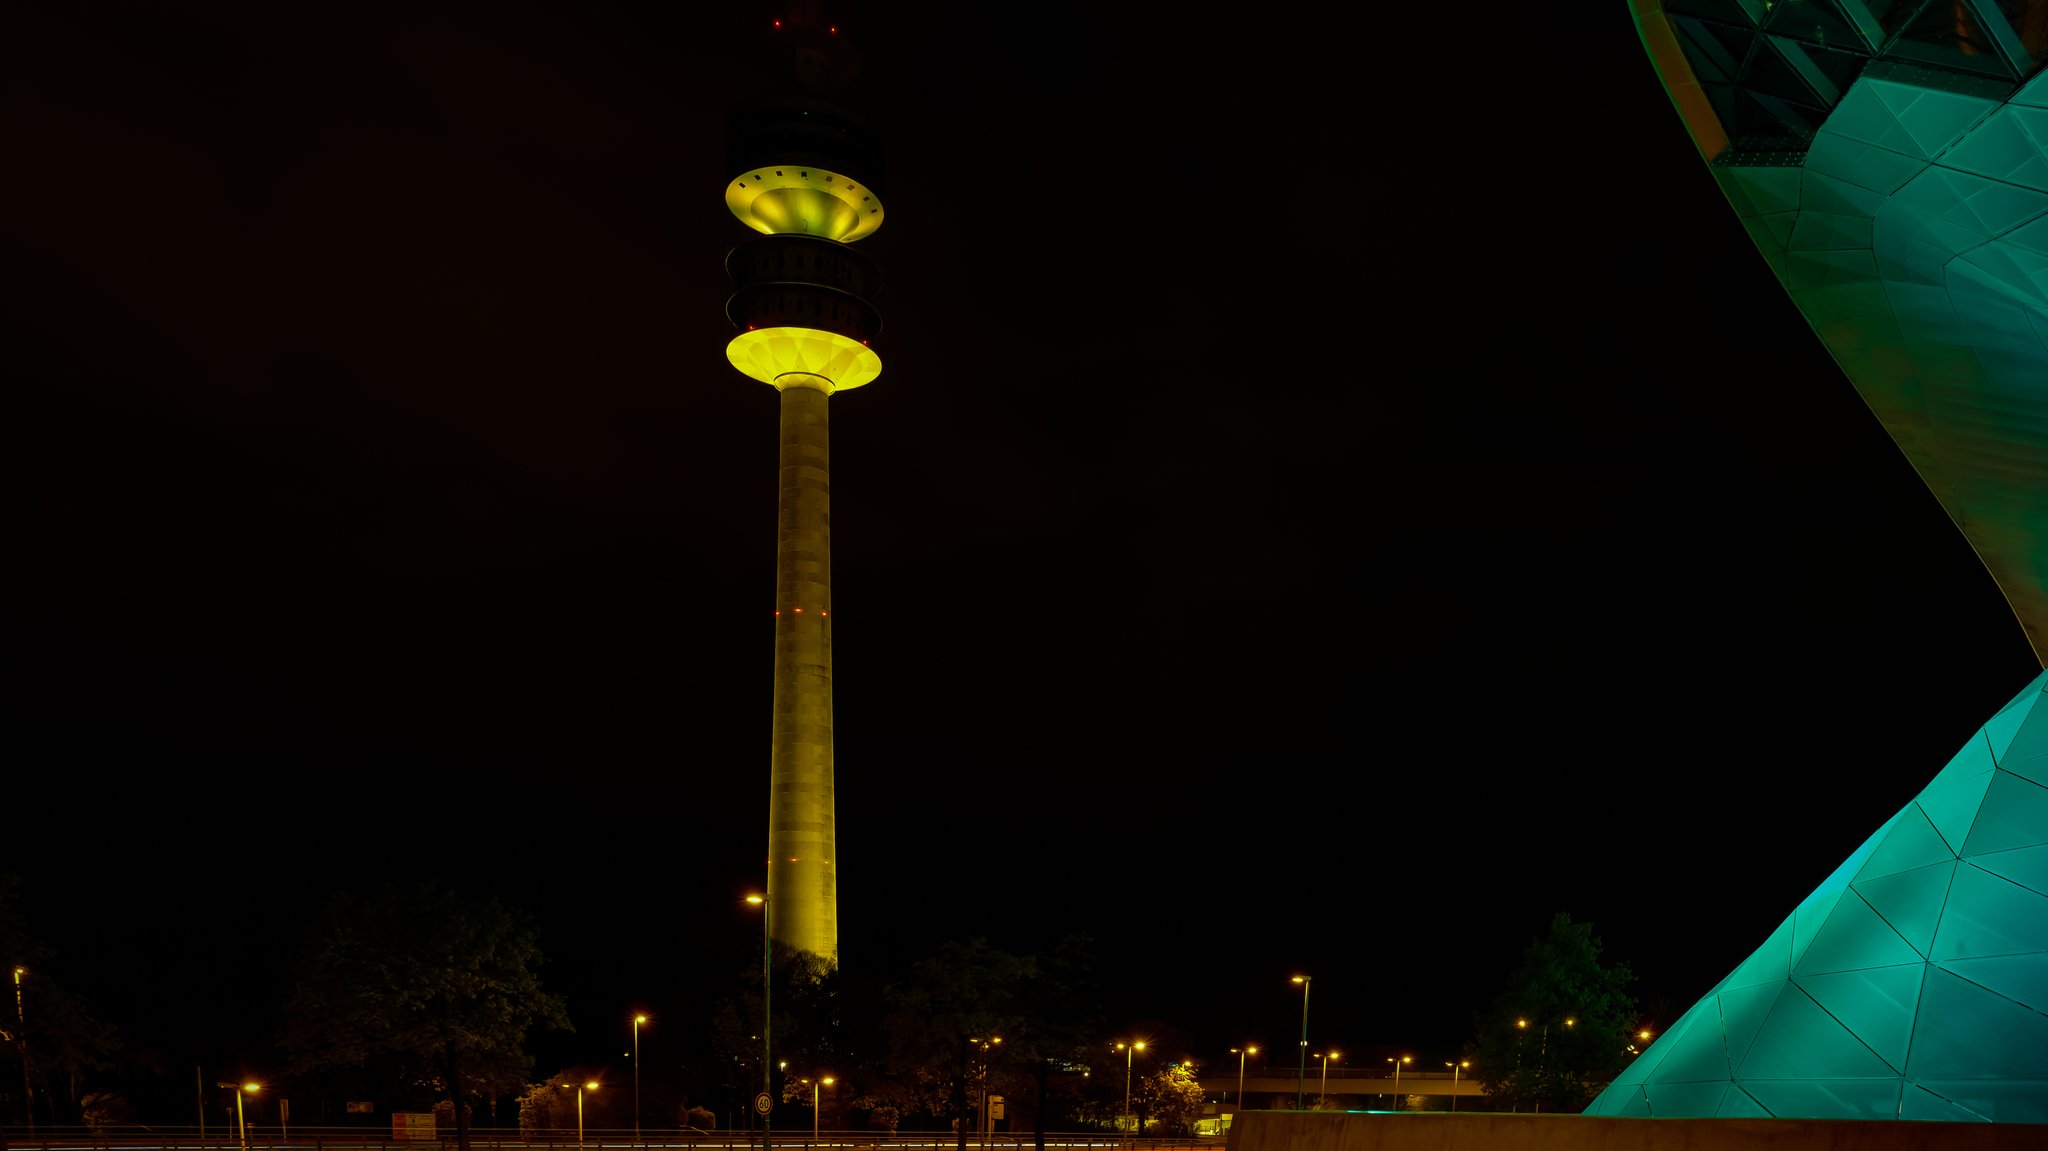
5;0;2042;1118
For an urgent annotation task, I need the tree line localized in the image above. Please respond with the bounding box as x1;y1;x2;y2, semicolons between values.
4;875;1645;1143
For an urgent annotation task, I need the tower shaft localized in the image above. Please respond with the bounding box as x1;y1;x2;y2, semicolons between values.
768;380;836;959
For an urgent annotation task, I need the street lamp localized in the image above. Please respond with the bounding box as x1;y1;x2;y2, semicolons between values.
1314;1052;1338;1107
1445;1061;1469;1113
1115;1040;1145;1145
1230;1046;1258;1109
747;894;773;1147
970;1037;1001;1142
1385;1056;1410;1112
632;1014;648;1144
1290;975;1310;1110
14;966;31;1137
219;1082;260;1151
802;1077;834;1145
1518;1015;1572;1113
561;1081;599;1151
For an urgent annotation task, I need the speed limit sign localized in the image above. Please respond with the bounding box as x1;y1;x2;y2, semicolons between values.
755;1092;774;1115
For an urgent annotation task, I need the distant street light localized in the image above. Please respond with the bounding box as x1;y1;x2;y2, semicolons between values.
1115;1040;1146;1146
1385;1056;1410;1112
747;895;773;1147
562;1080;599;1151
1290;976;1311;1109
1231;1046;1258;1110
219;1082;260;1151
633;1014;648;1144
970;1037;1001;1142
1446;1061;1469;1113
14;966;31;1137
1315;1052;1338;1107
803;1076;834;1145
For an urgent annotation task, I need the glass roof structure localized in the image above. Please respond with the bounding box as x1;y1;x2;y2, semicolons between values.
1586;669;2048;1121
1636;0;2047;664
1603;1;2048;1123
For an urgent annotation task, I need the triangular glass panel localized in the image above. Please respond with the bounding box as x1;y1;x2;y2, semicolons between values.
1678;15;1759;84
1739;1077;1902;1120
1853;860;1956;956
1650;996;1739;1083
1794;889;1926;975
1721;980;1790;1073
1907;964;2048;1079
1938;106;2048;183
1792;963;1926;1074
1882;0;2022;79
1984;674;2047;760
1736;985;1898;1079
1931;861;2048;961
1717;1084;1774;1116
1927;728;1998;790
1900;1073;2048;1122
1960;770;2048;857
1972;842;2048;897
1764;0;1878;53
1996;686;2048;777
1854;803;1957;882
1645;1079;1732;1118
1941;952;2048;1015
1743;34;1833;108
1608;1084;1653;1117
1917;765;1998;855
1721;915;1796;991
1908;1079;2048;1124
1899;1082;1991;1121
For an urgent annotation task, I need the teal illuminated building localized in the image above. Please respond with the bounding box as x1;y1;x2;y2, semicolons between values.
1593;2;2048;1124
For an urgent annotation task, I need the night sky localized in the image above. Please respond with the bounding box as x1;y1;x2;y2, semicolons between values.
6;0;2042;1120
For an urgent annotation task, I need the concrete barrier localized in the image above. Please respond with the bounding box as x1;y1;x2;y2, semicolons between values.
1225;1110;2045;1150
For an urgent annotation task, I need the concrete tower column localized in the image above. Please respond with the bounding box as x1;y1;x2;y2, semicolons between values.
722;14;885;967
769;377;836;960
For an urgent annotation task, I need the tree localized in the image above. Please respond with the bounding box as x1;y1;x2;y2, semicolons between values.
1134;1063;1203;1137
1469;912;1638;1113
1;874;121;1130
279;884;572;1151
878;939;1035;1149
706;941;840;1129
1002;935;1103;1151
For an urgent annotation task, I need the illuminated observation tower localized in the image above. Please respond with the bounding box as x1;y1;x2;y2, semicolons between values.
723;11;884;964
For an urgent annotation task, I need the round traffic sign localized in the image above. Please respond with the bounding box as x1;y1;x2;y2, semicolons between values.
755;1092;773;1115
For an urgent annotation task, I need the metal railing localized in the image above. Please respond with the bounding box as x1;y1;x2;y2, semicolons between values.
0;1129;1223;1151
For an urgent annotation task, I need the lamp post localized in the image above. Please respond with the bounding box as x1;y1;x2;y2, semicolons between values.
633;1014;648;1145
1517;1015;1572;1113
1290;975;1310;1109
747;895;773;1148
1385;1056;1410;1112
970;1037;1001;1143
1115;1041;1145;1146
220;1082;260;1151
14;965;31;1136
1230;1046;1257;1110
564;1081;598;1151
803;1077;833;1145
1314;1052;1338;1107
1446;1061;1469;1113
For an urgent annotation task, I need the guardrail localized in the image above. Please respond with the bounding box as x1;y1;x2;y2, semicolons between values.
0;1131;1222;1151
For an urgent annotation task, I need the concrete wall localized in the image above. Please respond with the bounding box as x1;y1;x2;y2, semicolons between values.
1226;1110;2045;1151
